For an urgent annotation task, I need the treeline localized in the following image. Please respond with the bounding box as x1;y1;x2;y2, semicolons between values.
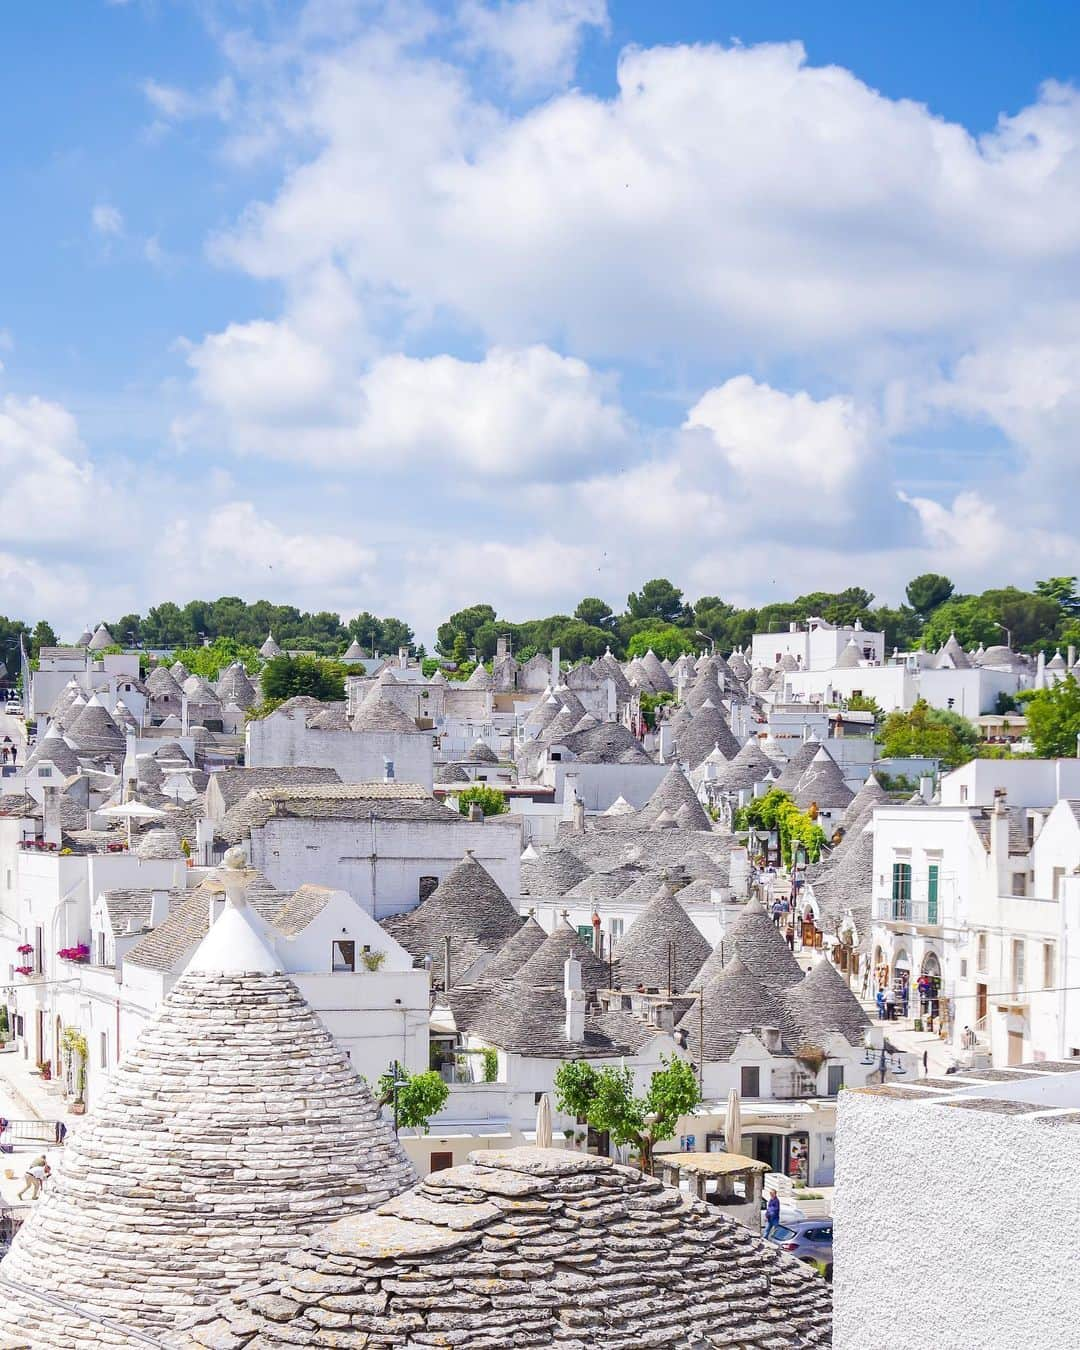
435;574;1080;665
102;598;414;660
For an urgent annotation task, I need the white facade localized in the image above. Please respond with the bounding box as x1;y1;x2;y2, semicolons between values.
942;757;1080;808
243;812;521;918
781;660;1020;715
246;710;434;790
752;620;885;672
835;1069;1080;1349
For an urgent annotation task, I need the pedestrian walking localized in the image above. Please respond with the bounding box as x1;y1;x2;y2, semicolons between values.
9;743;16;766
876;988;886;1020
885;986;897;1020
785;922;795;952
900;984;910;1018
922;1050;929;1075
771;899;783;927
17;1158;50;1200
764;1188;781;1239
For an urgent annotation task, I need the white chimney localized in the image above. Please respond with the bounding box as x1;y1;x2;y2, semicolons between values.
564;957;585;1041
551;646;560;678
468;802;484;823
919;775;934;803
990;789;1009;893
149;890;170;927
572;797;585;833
398;646;409;669
181;693;189;736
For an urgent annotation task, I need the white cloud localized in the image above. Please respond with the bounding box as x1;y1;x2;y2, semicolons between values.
458;0;608;93
141;76;235;124
184;333;632;481
91;203;124;236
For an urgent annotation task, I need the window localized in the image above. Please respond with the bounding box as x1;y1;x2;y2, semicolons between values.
891;862;912;917
38;766;51;778
418;876;438;902
769;1224;796;1243
960;785;968;803
960;959;968;978
1053;867;1066;900
609;918;624;943
1011;873;1027;897
827;1065;845;1095
96;932;106;966
740;1066;760;1098
1044;943;1056;990
976;933;987;973
1011;939;1025;989
332;940;356;973
927;865;939;923
34;926;43;975
99;1031;108;1069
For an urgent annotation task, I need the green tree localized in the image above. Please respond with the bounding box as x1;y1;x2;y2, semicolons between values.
455;784;509;817
1035;576;1080;618
29;620;58;659
626;579;687;625
0;616;31;676
626;626;695;662
1024;673;1080;758
919;595;1003;652
376;1066;449;1134
732;788;827;865
574;597;616;631
253;655;347;715
879;699;977;768
905;573;954;615
436;604;497;658
554;1056;700;1174
173;637;261;679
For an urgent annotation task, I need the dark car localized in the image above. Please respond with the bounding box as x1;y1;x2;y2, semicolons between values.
765;1219;833;1278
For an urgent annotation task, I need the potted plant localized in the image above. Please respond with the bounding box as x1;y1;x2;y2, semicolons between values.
360;949;387;972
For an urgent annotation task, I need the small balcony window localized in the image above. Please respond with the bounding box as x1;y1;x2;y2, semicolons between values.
740;1066;760;1098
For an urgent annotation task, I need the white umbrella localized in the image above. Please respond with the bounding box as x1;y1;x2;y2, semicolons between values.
535;1093;553;1149
724;1088;742;1157
96;799;166;847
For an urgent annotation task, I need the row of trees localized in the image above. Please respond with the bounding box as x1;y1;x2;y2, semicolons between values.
434;574;1080;667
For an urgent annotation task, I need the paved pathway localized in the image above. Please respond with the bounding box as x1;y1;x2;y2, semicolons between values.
0;1050;66;1215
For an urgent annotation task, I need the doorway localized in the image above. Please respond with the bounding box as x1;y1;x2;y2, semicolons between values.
429;1151;454;1173
746;1133;782;1172
976;984;988;1024
1007;1030;1024;1066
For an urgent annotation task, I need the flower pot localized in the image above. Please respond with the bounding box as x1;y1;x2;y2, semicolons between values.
70;1100;86;1115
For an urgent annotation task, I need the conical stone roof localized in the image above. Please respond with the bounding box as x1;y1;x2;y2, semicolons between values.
838;771;887;834
66;697;125;756
216;662;257;710
774;737;821;794
780;957;871;1049
26;723;81;777
0;889;412;1346
676;701;740;767
169;659;190;682
834;637;862;669
259;632;281;659
514;918;610;991
680;955;784;1061
712;737;777;793
87;623;114;652
343;637;365;659
591;649;632;701
352;688;421;734
520;846;591;897
464;663;492;689
640;765;713;831
685;668;724;711
612;882;713;992
639;648;674;693
691;900;803;992
466;738;498;763
475;913;548;983
524;691;562;732
175;1147;832;1349
385;853;523;983
793;746;854;811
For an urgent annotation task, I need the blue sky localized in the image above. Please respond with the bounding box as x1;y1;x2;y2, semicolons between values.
2;1;1080;640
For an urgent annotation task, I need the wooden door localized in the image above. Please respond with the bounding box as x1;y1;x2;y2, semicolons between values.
429;1151;454;1173
1007;1030;1024;1066
976;984;987;1024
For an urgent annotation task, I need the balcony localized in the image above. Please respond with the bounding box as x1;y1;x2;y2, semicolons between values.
874;896;943;926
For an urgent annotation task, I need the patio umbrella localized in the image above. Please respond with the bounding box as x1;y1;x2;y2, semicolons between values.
724;1088;743;1157
535;1094;553;1149
96;799;166;847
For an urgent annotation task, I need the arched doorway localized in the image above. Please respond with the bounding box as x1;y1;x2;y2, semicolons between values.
893;950;912;1017
920;951;941;978
918;950;942;1019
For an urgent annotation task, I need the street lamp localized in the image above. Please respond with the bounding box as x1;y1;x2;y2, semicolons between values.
387;1059;409;1135
994;621;1012;652
695;630;716;655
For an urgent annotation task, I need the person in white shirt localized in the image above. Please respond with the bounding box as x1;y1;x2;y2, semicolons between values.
17;1159;49;1200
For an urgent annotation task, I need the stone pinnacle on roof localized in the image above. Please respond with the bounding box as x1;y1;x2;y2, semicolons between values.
0;851;413;1346
613;880;713;992
176;1146;833;1349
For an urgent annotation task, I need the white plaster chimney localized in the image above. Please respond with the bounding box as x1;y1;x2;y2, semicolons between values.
149;890;170;926
990;788;1010;893
564;956;585;1041
551;646;560;679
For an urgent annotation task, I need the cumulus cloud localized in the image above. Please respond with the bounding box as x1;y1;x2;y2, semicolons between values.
458;0;608;93
184;335;632;481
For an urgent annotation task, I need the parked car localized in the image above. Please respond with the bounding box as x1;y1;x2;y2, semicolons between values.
764;1219;833;1278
